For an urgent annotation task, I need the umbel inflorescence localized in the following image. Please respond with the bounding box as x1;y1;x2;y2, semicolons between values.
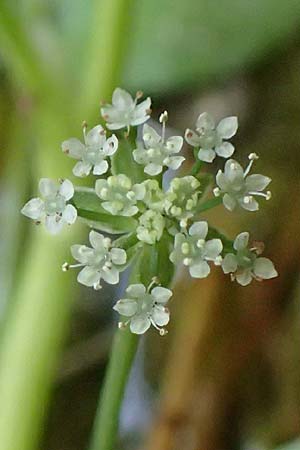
21;88;278;335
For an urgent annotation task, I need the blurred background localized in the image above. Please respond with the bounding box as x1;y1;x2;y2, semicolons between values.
0;1;300;450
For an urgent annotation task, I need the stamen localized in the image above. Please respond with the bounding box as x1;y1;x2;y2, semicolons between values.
214;255;223;266
62;262;69;272
93;282;102;290
244;154;258;177
196;239;205;248
159;111;168;142
248;191;271;200
213;187;221;197
243;195;253;204
82;121;88;141
159;328;168;336
147;277;159;293
135;90;143;100
183;257;192;266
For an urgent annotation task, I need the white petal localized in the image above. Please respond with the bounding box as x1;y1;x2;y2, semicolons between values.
184;129;201;147
59;179;74;200
152;305;170;326
236;270;252;286
39;178;57;197
95;179;107;198
223;193;237;211
167;156;185;170
234;232;249;251
133;148;147;164
205;239;223;259
110;248;127;265
112;87;134;109
85;125;105;146
130;315;151;334
130;115;151;127
61;138;85;159
113;299;138;317
126;284;146;298
245;174;271;192
253;257;278;280
216;116;238;139
101;105;124;128
89;230;105;250
93;160;109;175
132;183;146;200
73;161;92;177
189;221;208;238
121;205;139;217
105;121;126;131
62;204;77;224
143;124;161;147
189;260;210;278
240;197;259;211
103;135;118;156
45;215;64;235
216;170;229;191
21;198;44;220
198;148;216;163
71;244;94;264
215;142;235;158
222;254;238;274
145;163;162;176
101;267;119;284
131;97;151;125
196;112;215;131
165;136;183;153
224;159;244;180
151;286;172;304
77;266;100;287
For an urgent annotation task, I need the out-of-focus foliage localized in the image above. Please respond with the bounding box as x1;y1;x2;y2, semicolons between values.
23;0;300;95
275;439;300;450
123;0;300;92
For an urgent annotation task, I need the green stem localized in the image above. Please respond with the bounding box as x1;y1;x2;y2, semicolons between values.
190;148;203;176
196;196;222;213
88;243;163;450
89;329;139;450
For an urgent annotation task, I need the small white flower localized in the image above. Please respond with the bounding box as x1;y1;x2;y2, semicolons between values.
136;210;165;244
113;283;172;335
221;232;278;286
165;176;201;224
170;221;223;278
133;122;185;175
21;178;77;235
185;112;238;162
101;88;151;130
214;154;272;211
95;174;145;216
62;124;118;177
142;179;167;213
67;230;127;289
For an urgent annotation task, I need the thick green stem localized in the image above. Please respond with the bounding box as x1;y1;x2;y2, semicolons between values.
89;328;139;450
88;242;167;450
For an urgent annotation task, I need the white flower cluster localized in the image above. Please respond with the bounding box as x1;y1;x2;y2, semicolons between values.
21;87;278;335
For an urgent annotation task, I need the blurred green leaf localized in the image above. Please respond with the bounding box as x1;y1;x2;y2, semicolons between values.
111;133;146;183
274;439;300;450
123;0;300;93
73;190;138;234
